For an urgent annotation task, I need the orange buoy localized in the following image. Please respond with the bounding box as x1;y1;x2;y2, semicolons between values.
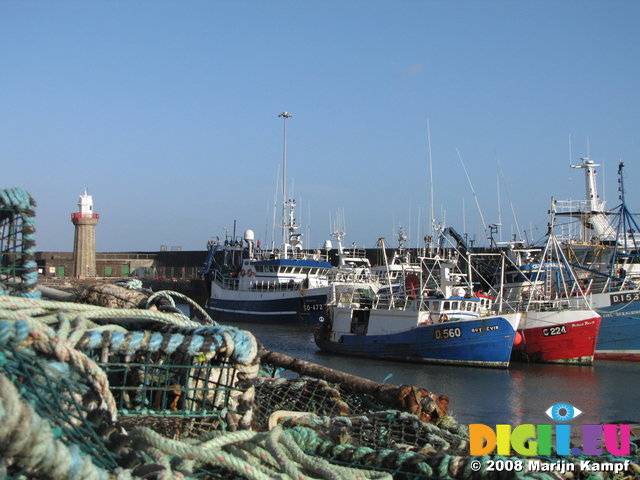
514;331;523;345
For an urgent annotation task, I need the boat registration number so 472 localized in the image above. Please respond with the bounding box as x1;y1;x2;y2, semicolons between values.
434;327;462;340
303;303;326;311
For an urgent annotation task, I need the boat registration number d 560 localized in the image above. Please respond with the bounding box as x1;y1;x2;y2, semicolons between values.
434;327;462;340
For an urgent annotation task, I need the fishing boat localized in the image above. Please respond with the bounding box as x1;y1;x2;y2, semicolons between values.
555;158;640;361
325;230;381;313
201;113;332;325
370;227;422;286
327;230;374;284
315;255;522;368
202;224;331;325
496;211;601;364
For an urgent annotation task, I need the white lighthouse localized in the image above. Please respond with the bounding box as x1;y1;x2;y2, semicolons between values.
71;188;100;277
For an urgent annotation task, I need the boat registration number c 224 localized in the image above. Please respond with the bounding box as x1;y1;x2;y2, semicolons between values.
434;327;462;340
542;325;567;337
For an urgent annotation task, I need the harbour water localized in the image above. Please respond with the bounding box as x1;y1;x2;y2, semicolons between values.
239;321;639;429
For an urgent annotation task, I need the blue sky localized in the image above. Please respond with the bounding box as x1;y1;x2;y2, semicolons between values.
2;1;639;252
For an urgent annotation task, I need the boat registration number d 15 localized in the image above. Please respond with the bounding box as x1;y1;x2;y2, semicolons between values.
434;327;462;340
610;292;640;305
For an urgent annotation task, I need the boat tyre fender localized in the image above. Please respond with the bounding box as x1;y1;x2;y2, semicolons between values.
240;269;246;277
247;270;255;277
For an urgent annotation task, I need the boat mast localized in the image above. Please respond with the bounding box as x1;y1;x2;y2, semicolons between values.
611;160;640;277
278;111;293;258
569;157;615;242
427;119;435;255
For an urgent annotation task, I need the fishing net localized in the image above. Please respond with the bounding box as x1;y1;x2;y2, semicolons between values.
0;188;40;298
253;376;373;428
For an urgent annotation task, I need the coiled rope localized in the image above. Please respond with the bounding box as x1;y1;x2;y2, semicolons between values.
0;373;138;480
0;295;202;329
129;424;392;480
0;318;118;419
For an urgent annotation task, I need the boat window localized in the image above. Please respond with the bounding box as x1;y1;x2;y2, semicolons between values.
443;301;450;310
451;301;458;310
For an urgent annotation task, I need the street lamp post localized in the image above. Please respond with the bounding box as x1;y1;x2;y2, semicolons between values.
278;112;292;254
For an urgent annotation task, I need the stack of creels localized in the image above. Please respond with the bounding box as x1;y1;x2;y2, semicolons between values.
0;319;164;479
78;324;260;438
0;188;40;299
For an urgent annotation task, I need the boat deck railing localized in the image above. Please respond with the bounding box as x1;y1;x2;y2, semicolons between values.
249;279;302;292
328;270;374;284
343;247;368;259
373;292;418;310
211;269;305;292
331;284;375;308
210;270;240;290
505;296;593;312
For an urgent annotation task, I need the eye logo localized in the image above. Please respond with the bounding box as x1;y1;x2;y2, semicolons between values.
545;403;582;422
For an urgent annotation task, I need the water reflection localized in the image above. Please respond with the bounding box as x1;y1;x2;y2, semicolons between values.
238;321;638;427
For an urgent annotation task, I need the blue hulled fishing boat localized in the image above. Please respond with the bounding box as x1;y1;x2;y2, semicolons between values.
315;255;521;368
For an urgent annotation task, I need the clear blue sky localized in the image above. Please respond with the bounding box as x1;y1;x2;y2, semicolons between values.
2;1;639;252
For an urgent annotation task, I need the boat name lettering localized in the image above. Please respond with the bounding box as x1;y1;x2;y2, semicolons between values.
434;327;462;340
471;325;499;333
542;325;567;337
610;292;640;305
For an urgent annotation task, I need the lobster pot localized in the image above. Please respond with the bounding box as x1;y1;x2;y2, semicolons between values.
0;188;40;298
0;320;137;476
77;326;260;438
